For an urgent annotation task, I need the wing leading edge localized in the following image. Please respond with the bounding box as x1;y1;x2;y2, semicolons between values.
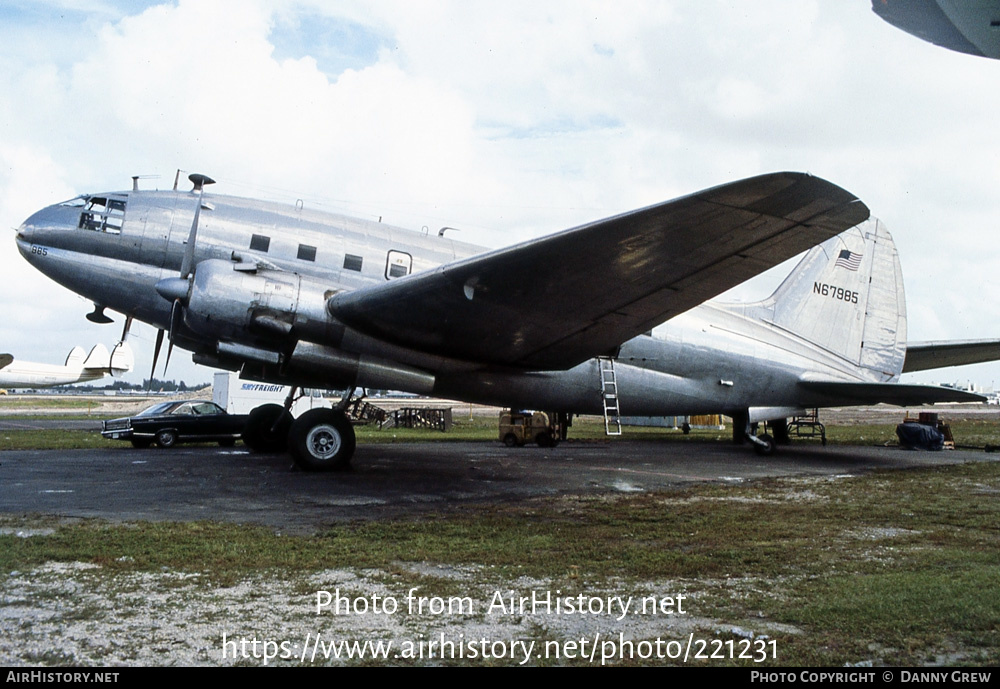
903;339;1000;373
329;172;870;370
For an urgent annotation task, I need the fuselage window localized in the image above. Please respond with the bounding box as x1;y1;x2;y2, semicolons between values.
385;250;413;280
250;234;270;252
298;244;317;262
78;195;125;235
344;254;363;272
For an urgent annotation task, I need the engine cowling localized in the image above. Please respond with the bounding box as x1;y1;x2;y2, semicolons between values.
167;259;344;347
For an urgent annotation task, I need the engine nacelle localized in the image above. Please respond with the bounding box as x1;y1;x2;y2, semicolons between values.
179;259;345;347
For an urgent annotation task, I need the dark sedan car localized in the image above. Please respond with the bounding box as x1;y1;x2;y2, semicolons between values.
102;400;249;448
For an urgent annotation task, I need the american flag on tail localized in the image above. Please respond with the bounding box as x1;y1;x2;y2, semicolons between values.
835;249;862;271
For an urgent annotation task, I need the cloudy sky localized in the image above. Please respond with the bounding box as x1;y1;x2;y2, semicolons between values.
1;0;998;389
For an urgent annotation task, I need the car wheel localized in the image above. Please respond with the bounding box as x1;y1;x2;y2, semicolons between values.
502;433;518;447
288;409;356;471
155;429;178;449
242;404;293;453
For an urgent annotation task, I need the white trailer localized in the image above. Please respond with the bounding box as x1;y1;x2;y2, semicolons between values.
212;372;330;416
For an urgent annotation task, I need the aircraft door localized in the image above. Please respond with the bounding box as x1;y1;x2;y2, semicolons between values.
385;250;412;279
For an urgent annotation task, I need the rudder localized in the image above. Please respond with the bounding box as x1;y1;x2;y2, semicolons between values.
758;219;907;382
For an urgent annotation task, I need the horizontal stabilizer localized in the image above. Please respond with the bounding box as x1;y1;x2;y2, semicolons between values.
903;339;1000;373
799;380;984;406
0;354;12;371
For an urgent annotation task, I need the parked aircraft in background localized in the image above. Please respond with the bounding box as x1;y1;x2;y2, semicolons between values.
14;171;995;469
872;0;1000;60
0;342;133;389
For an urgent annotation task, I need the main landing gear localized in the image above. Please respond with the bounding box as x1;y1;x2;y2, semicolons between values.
241;387;357;471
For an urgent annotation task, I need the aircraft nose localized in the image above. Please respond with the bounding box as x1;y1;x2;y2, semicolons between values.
15;203;80;257
15;222;33;257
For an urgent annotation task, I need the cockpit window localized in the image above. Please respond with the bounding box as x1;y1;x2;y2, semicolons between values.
78;195;126;234
58;196;88;208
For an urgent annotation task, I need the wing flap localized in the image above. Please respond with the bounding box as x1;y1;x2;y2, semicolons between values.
329;172;869;369
903;339;1000;373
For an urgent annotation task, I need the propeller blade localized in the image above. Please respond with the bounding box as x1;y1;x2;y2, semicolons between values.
179;173;215;279
149;328;164;392
162;298;184;377
179;197;201;279
164;341;174;376
119;316;133;343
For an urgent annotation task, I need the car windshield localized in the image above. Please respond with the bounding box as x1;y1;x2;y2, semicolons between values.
135;402;177;417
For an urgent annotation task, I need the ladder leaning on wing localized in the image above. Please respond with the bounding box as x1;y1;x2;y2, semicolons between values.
599;356;622;436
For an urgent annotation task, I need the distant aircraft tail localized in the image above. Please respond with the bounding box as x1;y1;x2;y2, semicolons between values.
64;346;88;369
75;342;134;377
109;341;134;377
751;218;907;382
81;344;111;371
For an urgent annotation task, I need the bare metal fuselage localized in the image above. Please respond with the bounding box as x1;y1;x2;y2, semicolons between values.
15;185;897;420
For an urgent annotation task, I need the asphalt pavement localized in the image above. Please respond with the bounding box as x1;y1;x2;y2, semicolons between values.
1;439;994;532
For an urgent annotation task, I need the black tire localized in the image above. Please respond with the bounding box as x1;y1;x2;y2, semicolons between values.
242;404;293;454
130;438;152;449
753;433;776;456
535;431;553;448
502;433;518;448
288;408;356;471
155;429;178;449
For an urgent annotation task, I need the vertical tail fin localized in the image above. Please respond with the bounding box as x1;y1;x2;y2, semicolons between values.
759;219;907;381
64;346;87;369
81;343;111;371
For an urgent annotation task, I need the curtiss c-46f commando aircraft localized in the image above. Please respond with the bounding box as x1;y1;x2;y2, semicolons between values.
14;172;993;469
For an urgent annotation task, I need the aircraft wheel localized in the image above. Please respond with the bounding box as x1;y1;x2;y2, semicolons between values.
243;404;292;454
155;429;178;449
130;438;152;449
502;433;518;448
753;433;776;456
288;408;356;471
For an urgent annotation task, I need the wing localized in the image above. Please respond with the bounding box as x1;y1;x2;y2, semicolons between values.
0;354;12;371
871;0;999;59
903;339;1000;373
799;381;984;406
329;172;869;370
